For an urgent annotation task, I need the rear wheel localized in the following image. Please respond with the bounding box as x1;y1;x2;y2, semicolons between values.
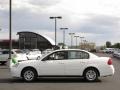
84;68;98;82
22;68;37;82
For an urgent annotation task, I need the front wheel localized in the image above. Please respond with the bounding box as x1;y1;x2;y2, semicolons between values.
22;68;37;82
84;68;98;82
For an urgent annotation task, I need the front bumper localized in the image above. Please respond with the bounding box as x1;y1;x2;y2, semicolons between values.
10;66;21;78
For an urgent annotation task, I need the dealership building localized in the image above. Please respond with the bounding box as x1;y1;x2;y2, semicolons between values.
0;31;55;50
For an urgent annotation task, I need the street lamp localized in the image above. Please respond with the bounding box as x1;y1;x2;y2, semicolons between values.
49;16;62;46
74;36;79;48
69;33;75;48
9;0;12;60
60;28;68;48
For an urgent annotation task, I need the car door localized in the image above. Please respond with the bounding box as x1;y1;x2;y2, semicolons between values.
64;50;90;76
38;51;68;75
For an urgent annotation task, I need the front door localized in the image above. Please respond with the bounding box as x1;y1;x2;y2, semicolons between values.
39;51;68;75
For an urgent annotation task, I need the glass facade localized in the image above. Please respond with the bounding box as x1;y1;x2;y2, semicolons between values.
17;31;54;50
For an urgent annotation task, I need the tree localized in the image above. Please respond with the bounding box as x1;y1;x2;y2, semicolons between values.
106;41;112;48
113;43;120;49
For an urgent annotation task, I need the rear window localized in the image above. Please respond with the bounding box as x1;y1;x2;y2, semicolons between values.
2;51;13;54
68;51;89;59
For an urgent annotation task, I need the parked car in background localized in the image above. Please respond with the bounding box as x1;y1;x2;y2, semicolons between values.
0;49;27;65
42;49;54;56
10;49;115;82
113;49;120;58
26;50;42;60
103;48;115;54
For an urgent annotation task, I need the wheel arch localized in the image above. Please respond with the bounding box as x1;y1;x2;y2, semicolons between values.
83;66;100;77
21;66;38;77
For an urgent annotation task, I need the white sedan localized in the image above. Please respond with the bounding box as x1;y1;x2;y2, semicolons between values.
26;51;42;60
10;49;115;82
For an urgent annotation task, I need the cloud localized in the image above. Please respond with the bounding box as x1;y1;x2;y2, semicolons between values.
28;0;61;7
74;15;120;34
1;0;120;46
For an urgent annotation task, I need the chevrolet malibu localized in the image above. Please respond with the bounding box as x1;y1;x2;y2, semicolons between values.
10;49;115;82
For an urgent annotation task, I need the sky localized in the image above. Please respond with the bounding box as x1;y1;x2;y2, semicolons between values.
0;0;120;46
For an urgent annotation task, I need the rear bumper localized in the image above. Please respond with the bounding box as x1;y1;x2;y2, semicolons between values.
100;65;115;77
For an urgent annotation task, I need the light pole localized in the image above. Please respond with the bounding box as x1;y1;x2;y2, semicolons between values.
69;33;75;48
49;16;62;46
60;28;68;48
80;36;84;49
74;36;79;48
9;0;12;60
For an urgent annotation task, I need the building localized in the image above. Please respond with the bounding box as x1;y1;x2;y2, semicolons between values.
0;31;55;50
80;42;96;51
0;39;18;49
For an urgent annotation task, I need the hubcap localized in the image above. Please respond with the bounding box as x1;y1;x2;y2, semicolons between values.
24;70;34;81
86;70;97;81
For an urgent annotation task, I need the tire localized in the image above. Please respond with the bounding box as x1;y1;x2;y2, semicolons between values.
83;68;98;82
22;68;37;82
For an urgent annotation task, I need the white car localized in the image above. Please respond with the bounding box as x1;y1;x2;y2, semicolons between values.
26;51;42;60
103;48;115;53
0;49;27;65
10;49;115;82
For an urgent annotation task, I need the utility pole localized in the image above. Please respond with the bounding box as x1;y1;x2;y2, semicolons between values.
69;33;75;48
60;28;68;48
9;0;12;60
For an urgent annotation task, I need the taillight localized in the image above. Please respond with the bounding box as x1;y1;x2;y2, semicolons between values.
108;58;112;65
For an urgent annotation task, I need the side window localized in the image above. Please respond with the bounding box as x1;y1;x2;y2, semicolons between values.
2;51;9;54
44;51;68;60
68;51;89;59
2;51;13;54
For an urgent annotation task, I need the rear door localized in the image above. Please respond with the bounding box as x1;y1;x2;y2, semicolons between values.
64;50;90;76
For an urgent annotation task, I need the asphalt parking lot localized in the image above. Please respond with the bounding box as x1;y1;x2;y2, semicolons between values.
0;53;120;90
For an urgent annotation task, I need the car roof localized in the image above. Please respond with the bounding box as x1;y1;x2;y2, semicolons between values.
40;49;90;60
54;49;88;52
